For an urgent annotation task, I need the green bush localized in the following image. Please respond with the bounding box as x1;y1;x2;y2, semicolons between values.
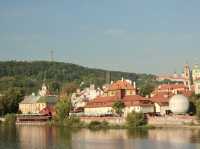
88;121;109;130
126;111;146;128
64;116;84;128
54;98;71;122
4;113;16;125
112;100;125;116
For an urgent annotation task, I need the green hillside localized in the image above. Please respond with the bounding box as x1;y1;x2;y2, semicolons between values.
0;61;157;95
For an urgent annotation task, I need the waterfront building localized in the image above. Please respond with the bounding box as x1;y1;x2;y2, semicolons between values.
19;84;58;115
84;79;154;117
150;82;193;115
150;93;171;115
71;84;103;111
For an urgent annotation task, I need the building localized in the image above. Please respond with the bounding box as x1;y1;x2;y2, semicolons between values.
194;79;200;95
150;93;171;115
157;63;192;90
19;84;58;115
151;83;191;97
192;64;200;81
71;84;103;111
84;79;154;117
157;74;185;83
19;95;58;115
150;82;193;115
183;63;192;90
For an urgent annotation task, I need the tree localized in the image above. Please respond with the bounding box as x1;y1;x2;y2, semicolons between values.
54;96;71;122
60;82;78;97
139;83;155;97
112;100;125;116
0;87;24;115
126;111;146;128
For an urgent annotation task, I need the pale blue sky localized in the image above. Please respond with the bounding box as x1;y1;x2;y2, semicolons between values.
0;0;200;74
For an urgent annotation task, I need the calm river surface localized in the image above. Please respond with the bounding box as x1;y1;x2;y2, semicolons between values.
0;125;200;149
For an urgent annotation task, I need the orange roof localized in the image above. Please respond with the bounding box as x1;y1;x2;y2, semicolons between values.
107;80;135;91
85;95;153;108
151;92;172;100
157;83;187;90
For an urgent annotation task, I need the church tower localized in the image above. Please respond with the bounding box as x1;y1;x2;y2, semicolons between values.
183;63;192;90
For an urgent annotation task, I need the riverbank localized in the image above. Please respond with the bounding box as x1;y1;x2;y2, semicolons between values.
151;124;200;129
14;120;200;131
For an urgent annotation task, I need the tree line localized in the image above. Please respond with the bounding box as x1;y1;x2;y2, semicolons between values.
0;60;157;115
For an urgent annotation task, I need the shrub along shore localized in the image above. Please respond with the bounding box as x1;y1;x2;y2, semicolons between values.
2;112;154;130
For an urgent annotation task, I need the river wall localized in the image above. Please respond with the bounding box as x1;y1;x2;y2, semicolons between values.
148;115;199;125
80;115;199;126
80;116;125;125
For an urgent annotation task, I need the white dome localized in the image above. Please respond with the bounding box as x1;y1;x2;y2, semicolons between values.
169;95;189;114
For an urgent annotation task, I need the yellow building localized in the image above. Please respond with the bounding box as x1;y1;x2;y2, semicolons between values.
19;94;58;115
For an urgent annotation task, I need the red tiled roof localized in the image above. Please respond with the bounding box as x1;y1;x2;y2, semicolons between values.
107;80;135;91
85;95;153;108
157;83;187;90
151;92;172;100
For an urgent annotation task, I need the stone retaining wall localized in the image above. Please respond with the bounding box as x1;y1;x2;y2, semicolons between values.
148;115;199;125
80;116;125;125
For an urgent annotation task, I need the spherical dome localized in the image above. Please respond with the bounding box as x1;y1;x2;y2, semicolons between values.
169;95;189;114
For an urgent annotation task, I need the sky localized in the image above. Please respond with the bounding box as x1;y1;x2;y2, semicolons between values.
0;0;200;74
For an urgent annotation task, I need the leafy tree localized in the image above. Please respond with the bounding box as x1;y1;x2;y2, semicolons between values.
0;61;155;95
126;111;146;128
0;87;24;115
60;82;78;97
112;100;125;116
139;83;155;97
54;96;71;122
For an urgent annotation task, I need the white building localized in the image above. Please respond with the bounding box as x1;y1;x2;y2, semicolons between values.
71;84;103;110
84;79;154;117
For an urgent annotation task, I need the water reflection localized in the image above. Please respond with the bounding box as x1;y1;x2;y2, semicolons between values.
17;125;73;149
148;128;200;149
0;125;200;149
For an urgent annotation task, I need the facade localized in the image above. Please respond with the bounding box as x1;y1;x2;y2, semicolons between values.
183;64;192;90
84;79;154;117
194;79;200;95
150;82;193;115
157;74;185;83
192;64;200;81
150;93;171;115
19;84;58;115
157;63;192;90
71;84;103;110
19;95;58;115
151;83;191;97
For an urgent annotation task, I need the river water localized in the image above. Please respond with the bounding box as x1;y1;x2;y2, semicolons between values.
0;125;200;149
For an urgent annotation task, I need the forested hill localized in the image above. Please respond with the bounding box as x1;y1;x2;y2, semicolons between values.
0;61;157;95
